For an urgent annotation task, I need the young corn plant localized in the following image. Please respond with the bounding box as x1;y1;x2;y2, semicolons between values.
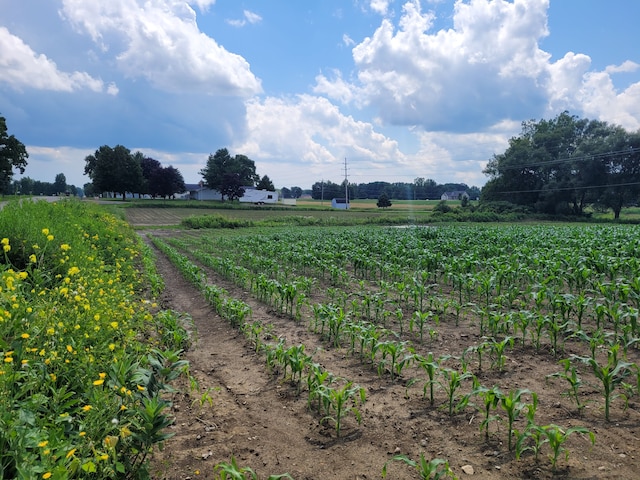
573;344;633;421
538;424;595;472
319;381;366;438
414;353;449;406
546;358;585;415
382;453;457;480
500;388;537;451
487;336;514;372
472;383;503;441
438;367;474;416
213;456;293;479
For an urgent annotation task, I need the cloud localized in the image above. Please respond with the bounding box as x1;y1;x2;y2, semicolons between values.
317;0;640;134
317;0;553;132
226;10;263;27
0;27;109;93
369;0;391;16
60;0;262;96
232;94;407;184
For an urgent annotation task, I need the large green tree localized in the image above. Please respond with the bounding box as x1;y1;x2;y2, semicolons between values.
199;148;258;201
84;145;143;200
482;112;640;217
0;116;29;195
256;174;275;191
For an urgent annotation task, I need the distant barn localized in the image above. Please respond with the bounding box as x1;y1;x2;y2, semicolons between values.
331;198;349;209
440;190;469;201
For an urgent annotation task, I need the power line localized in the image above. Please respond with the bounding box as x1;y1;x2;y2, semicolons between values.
495;147;640;172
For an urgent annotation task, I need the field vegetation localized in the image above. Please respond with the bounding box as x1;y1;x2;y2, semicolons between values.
140;206;639;478
3;198;640;479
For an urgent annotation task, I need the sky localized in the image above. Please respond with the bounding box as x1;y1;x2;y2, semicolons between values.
1;0;639;191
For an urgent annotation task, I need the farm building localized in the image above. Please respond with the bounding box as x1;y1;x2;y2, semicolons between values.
331;198;349;209
186;183;278;203
239;188;278;204
440;190;469;201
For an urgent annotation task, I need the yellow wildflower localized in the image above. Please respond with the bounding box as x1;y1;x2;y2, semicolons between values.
29;254;37;263
3;244;10;253
82;405;92;412
60;244;71;251
93;379;104;386
21;333;29;339
41;228;49;236
38;441;49;447
1;238;8;245
43;473;52;479
66;448;77;459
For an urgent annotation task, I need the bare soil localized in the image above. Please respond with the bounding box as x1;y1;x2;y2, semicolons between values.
139;231;640;480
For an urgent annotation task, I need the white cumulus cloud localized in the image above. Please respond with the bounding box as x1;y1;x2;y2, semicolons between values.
60;0;262;96
233;95;406;184
0;26;109;93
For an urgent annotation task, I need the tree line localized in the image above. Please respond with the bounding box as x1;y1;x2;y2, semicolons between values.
84;145;186;199
12;173;81;197
482;112;640;219
310;179;480;201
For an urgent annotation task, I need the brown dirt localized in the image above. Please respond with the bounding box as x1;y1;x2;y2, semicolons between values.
139;231;640;480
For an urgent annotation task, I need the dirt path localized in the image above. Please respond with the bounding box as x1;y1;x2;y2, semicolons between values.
142;232;640;480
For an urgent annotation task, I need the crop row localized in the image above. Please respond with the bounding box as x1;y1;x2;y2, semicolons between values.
155;225;640;473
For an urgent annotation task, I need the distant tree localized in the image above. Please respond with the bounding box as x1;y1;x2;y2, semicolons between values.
53;173;67;195
311;180;342;200
281;187;292;198
199;148;258;201
0;116;29;195
290;186;303;198
154;165;186;199
137;153;162;197
481;112;640;217
256;174;275;191
84;145;144;200
377;192;392;208
83;182;96;197
220;173;245;201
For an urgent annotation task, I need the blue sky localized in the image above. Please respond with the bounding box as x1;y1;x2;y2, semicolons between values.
1;0;639;190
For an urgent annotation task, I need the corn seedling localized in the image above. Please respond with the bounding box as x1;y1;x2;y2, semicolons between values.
472;384;503;441
546;358;585;414
382;453;457;480
438;367;474;416
538;424;595;472
573;344;633;421
500;388;537;451
213;456;293;479
319;382;366;438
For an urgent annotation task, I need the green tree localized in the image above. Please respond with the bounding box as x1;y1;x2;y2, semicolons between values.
53;173;67;195
290;186;303;198
199;148;258;201
137;153;162;197
482;112;640;217
0;116;29;195
84;145;144;200
377;192;392;208
256;174;275;191
154;165;186;199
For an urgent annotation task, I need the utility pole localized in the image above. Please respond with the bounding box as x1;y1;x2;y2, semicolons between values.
344;157;349;209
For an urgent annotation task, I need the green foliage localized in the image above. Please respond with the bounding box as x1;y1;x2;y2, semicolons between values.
0;200;186;479
214;456;293;479
382;453;457;479
84;145;144;200
0;116;28;195
199;149;259;201
376;192;392;208
482;112;640;219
